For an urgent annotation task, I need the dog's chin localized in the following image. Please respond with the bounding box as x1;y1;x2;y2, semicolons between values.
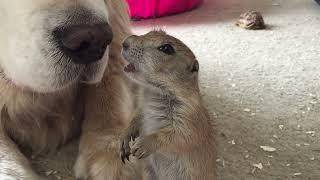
0;70;80;94
11;77;79;94
4;67;107;94
3;59;108;93
80;59;108;85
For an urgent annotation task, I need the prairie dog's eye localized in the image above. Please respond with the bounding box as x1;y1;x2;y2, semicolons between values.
158;44;175;55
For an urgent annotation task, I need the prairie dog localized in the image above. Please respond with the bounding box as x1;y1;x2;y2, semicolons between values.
120;31;216;180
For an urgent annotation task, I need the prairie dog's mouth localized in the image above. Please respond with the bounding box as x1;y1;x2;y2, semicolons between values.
124;63;138;73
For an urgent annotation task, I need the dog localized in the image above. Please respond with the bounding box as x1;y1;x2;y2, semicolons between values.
0;0;137;179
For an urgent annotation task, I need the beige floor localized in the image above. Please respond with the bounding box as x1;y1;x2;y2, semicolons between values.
33;0;320;179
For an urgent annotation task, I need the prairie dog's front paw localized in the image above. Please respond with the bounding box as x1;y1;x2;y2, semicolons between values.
131;136;156;159
120;127;140;163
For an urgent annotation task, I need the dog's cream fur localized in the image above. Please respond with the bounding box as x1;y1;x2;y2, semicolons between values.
0;0;136;179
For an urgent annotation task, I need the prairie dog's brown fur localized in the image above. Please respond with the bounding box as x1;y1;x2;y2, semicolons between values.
120;31;216;180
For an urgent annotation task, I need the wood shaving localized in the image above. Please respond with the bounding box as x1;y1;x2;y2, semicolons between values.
306;131;316;137
273;134;278;139
252;163;263;170
266;161;271;166
216;158;225;167
310;100;317;104
306;131;315;134
231;140;236;145
45;170;54;176
260;146;277;152
228;140;236;145
293;173;302;177
309;93;316;97
251;167;256;174
279;125;284;130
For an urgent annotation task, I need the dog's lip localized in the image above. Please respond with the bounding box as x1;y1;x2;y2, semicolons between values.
124;63;137;73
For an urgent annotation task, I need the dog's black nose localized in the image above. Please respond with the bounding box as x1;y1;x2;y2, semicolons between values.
54;23;113;64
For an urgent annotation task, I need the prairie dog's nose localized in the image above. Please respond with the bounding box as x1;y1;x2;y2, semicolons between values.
122;41;130;51
122;35;139;51
54;23;113;64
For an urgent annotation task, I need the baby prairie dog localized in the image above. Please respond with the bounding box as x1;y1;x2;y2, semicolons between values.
120;31;216;180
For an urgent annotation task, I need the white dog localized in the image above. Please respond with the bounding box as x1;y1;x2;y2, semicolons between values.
0;0;137;179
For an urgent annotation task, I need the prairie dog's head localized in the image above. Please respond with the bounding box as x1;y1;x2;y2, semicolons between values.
122;31;199;89
0;0;128;93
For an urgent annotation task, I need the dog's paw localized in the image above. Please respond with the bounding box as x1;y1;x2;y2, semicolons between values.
131;136;155;159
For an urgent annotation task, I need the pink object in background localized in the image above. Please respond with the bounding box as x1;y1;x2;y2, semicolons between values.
126;0;204;19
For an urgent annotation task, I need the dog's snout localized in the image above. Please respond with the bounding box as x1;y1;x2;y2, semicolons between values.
54;23;113;64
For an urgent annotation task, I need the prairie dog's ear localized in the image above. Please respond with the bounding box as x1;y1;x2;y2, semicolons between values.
190;60;199;73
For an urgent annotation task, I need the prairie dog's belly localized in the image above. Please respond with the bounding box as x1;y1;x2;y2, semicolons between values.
148;153;190;180
140;94;172;135
141;111;169;135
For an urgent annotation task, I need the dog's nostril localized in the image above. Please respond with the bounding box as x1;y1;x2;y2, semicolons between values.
62;30;93;52
54;23;113;64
